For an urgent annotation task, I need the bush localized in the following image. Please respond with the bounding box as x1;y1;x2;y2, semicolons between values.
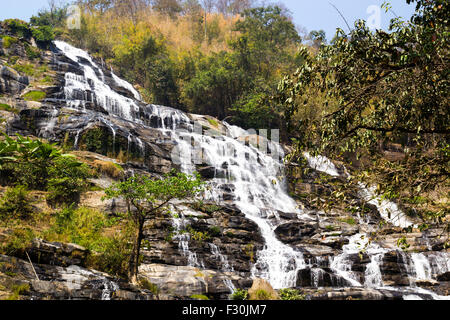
190;294;210;300
1;36;18;49
4;19;31;38
0;185;33;219
230;288;248;300
86;221;134;279
31;25;54;47
46;157;91;206
6;283;30;300
0;103;18;113
279;288;305;300
13;63;35;76
253;289;271;300
139;278;160;295
48;206;110;249
25;45;41;60
0;227;35;256
22;90;46;101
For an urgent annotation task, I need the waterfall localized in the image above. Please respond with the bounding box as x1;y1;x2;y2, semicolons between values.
53;40;449;298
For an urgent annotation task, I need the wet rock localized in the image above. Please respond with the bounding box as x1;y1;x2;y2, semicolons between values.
0;65;29;94
297;268;351;288
26;239;89;268
138;264;246;299
274;221;317;244
0;254;153;300
437;272;450;282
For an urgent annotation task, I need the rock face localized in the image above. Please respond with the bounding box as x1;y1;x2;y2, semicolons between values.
0;254;153;300
0;66;29;94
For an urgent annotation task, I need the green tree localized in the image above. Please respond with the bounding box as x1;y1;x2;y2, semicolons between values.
182;51;248;119
103;171;204;282
277;0;449;222
231;6;301;79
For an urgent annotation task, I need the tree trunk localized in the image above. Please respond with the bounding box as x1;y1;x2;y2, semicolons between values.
129;216;145;284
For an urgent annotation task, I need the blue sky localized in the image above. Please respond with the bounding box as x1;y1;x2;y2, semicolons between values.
1;0;417;41
282;0;416;41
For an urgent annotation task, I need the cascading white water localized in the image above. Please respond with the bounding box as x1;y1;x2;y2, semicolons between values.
54;41;141;122
304;152;449;299
170;209;204;269
209;243;236;293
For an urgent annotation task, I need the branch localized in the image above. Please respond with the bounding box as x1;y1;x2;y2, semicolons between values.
344;125;450;137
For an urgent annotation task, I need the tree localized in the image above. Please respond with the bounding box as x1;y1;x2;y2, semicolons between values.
231;6;301;79
308;29;326;48
277;0;449;222
103;171;204;282
152;0;183;17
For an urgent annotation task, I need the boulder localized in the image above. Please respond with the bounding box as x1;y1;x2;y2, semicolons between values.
248;279;279;300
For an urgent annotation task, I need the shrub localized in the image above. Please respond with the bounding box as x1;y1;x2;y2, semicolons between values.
0;227;34;256
48;206;109;249
86;221;134;279
22;90;46;102
279;288;305;300
139;278;160;296
190;294;210;300
31;25;54;47
6;283;30;300
4;19;32;38
13;63;35;76
0;185;33;219
1;36;18;49
25;45;41;60
0;103;18;113
46;157;91;206
230;288;248;300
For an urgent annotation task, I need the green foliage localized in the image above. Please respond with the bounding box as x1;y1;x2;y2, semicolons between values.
0;103;18;113
3;19;32;38
252;289;271;300
46;157;91;207
25;45;41;60
104;171;205;217
0;133;89;195
139;278;160;295
397;236;410;251
0;227;35;256
85;220;133;279
22;90;46;102
48;206;109;250
13;63;35;76
208;226;221;237
0;185;33;220
1;36;18;48
279;288;305;300
339;217;357;225
31;25;55;48
190;294;209;300
278;0;449;226
230;288;248;300
103;170;204;280
30;6;67;28
6;283;30;300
